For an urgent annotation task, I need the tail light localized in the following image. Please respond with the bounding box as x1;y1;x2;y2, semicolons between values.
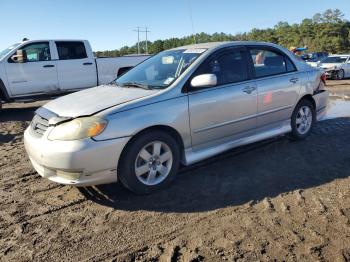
321;73;327;84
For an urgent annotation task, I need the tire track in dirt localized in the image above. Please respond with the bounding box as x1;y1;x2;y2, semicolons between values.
1;101;350;261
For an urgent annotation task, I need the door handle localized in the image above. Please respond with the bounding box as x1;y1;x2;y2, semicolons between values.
43;65;55;68
242;86;256;94
290;77;299;83
83;62;93;65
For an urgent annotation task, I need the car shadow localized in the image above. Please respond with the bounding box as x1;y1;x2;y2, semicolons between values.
79;117;350;213
0;133;17;143
0;106;39;123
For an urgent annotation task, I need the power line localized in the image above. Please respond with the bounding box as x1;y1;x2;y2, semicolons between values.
133;27;151;54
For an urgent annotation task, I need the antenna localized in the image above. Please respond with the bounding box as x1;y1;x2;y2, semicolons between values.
188;0;196;44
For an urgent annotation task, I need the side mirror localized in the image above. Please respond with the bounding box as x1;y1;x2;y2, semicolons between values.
11;50;27;63
191;74;217;89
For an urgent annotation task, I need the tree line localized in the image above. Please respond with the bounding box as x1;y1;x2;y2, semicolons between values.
94;9;350;57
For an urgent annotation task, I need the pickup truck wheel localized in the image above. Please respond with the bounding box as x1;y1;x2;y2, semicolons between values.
290;100;315;140
119;131;180;194
337;69;345;80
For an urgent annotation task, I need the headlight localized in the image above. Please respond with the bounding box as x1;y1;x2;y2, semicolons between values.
48;116;107;141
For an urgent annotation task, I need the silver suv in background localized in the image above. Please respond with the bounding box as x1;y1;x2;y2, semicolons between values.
24;41;328;194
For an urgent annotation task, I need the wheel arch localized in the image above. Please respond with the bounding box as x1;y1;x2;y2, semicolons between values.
0;79;10;102
117;124;186;173
296;94;316;110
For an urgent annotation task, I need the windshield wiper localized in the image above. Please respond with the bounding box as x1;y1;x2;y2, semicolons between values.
119;82;153;90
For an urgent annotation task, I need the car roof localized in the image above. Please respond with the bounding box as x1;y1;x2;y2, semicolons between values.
328;54;350;57
170;41;285;51
21;39;88;44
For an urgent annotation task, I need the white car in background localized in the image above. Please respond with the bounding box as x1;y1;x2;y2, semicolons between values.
318;55;350;80
0;39;150;108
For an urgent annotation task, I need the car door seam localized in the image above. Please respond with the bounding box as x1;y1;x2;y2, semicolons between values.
193;113;257;134
257;105;293;118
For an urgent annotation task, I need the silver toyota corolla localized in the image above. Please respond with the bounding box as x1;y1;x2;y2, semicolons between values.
24;41;329;194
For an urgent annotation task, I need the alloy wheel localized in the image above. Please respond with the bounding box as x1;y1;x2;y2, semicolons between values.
134;141;173;186
296;106;313;135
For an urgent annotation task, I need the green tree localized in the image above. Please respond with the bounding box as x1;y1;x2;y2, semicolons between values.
95;9;350;57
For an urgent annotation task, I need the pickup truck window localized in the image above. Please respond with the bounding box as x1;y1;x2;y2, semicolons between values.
115;48;206;89
56;41;87;60
21;42;51;62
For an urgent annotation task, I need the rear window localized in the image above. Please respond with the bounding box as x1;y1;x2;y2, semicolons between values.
56;41;87;60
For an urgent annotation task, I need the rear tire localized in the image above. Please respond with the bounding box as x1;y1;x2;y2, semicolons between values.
290;99;315;140
118;130;180;194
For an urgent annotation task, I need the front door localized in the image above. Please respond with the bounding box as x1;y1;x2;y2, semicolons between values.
188;47;258;150
5;41;59;96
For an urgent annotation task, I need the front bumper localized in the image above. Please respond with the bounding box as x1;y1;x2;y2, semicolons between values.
324;69;338;79
24;127;130;186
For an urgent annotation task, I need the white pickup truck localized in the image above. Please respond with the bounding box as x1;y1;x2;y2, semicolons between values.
0;39;150;108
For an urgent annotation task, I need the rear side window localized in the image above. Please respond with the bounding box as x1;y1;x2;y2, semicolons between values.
56;41;87;60
250;48;296;78
195;48;249;86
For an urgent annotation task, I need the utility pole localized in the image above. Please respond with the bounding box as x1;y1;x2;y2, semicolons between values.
133;27;141;54
145;27;150;54
133;27;150;54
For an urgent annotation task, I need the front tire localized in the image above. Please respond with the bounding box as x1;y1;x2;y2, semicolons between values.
118;130;180;194
337;69;345;80
290;99;315;140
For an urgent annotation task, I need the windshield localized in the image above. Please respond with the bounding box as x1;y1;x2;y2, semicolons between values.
0;43;21;60
321;56;348;64
115;48;207;89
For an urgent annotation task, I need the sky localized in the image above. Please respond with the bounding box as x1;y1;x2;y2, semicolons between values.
0;0;349;51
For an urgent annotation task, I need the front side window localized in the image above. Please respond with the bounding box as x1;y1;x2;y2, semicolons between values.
56;41;87;60
22;42;51;62
115;48;206;89
194;49;249;86
250;48;295;78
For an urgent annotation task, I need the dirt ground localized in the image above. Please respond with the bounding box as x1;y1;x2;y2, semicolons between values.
1;81;350;262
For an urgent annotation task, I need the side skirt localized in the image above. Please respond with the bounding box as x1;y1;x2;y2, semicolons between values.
184;120;291;166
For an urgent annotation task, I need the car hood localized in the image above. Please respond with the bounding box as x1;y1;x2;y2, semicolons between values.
43;85;158;118
319;63;343;69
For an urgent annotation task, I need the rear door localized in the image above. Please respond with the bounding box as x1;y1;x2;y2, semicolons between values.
55;41;97;90
188;47;258;150
248;46;300;128
5;41;59;96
